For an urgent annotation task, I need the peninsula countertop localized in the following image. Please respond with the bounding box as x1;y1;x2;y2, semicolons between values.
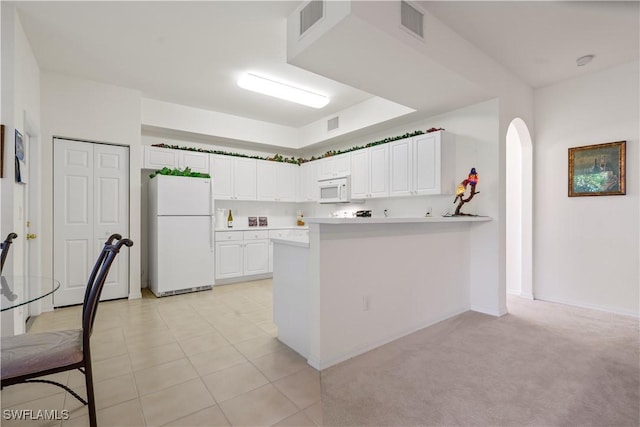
305;216;491;225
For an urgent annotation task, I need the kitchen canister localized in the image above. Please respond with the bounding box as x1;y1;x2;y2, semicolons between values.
215;208;227;229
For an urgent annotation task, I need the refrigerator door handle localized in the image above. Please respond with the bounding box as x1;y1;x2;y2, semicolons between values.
210;216;215;252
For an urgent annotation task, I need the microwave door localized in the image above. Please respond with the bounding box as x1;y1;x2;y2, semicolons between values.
320;185;339;201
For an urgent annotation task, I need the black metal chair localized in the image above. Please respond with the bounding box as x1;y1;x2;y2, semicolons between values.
0;232;18;274
1;233;133;427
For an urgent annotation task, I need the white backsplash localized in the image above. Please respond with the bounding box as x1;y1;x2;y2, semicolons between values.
301;194;458;219
215;200;300;228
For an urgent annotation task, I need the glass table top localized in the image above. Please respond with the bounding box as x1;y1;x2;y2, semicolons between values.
1;275;60;312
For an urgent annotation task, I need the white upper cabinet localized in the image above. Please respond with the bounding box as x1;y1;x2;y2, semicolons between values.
389;138;413;196
413;132;455;195
143;146;179;170
257;161;277;201
142;146;209;174
233;157;258;200
389;131;456;197
212;155;257;200
369;145;389;197
275;163;297;202
181;151;210;174
257;161;297;202
350;145;389;199
317;153;350;180
212;155;233;199
297;161;318;202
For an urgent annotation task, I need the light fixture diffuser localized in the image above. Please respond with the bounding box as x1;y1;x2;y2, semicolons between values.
237;73;330;109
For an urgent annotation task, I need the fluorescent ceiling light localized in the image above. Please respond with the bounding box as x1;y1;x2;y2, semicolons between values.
237;73;330;109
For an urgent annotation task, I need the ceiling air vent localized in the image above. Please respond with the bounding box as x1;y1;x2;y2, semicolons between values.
401;1;424;38
327;116;339;131
300;0;323;36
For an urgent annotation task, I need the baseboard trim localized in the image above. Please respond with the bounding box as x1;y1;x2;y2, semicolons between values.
534;294;639;318
215;273;272;285
310;305;470;370
471;304;508;317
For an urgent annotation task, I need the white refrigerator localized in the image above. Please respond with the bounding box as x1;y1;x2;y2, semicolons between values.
148;175;215;296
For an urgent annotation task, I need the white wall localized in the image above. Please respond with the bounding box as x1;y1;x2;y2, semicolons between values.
1;4;43;332
41;72;143;301
534;61;639;316
506;124;523;295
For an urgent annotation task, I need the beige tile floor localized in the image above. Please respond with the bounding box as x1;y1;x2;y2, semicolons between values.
1;279;322;427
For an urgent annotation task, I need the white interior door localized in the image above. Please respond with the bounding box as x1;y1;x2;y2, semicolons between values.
53;138;130;307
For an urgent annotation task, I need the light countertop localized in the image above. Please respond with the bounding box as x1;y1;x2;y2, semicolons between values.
305;216;492;225
271;237;310;248
215;225;308;232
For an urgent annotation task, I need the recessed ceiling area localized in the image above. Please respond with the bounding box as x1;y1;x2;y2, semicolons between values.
421;1;639;89
16;1;374;128
12;1;640;145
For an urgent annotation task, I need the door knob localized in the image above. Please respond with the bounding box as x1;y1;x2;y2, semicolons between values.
26;233;37;240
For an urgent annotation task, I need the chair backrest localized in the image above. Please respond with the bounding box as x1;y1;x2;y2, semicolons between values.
81;234;133;342
0;233;18;274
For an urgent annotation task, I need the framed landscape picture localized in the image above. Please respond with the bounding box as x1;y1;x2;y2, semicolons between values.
568;141;626;197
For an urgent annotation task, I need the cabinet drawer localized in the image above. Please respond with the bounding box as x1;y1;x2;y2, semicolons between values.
243;230;269;240
216;231;243;242
268;229;289;239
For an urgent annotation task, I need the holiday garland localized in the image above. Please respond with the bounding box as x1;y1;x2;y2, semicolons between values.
151;127;444;166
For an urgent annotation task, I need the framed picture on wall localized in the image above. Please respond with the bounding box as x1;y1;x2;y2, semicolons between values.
15;129;27;184
568;141;626;197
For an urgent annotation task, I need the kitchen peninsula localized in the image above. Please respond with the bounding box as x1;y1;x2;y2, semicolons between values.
272;216;491;370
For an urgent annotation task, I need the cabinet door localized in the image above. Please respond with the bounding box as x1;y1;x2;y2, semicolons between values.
276;163;297;202
244;240;269;275
413;133;440;195
212;155;233;200
233;158;257;200
257;161;277;201
298;161;318;202
144;146;178;170
389;138;412;196
334;153;351;177
318;153;351;179
368;145;389;198
215;241;243;279
316;157;333;180
350;149;369;199
181;151;210;174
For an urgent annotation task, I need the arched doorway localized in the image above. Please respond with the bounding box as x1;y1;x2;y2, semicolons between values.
506;118;533;299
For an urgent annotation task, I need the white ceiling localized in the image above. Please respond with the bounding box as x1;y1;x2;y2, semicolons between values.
13;1;639;132
422;1;639;89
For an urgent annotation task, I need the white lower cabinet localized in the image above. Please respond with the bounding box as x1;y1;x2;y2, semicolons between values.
215;230;269;281
242;231;269;275
215;232;244;279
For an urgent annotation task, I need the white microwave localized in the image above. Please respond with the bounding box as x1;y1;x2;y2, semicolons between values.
318;176;351;204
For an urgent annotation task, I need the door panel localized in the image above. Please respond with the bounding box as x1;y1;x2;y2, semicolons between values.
244;240;269;275
54;139;129;306
93;143;129;302
65;175;91;224
64;239;90;290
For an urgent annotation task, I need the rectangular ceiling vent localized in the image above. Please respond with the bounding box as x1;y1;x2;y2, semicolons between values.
300;1;324;36
401;1;424;38
327;116;339;131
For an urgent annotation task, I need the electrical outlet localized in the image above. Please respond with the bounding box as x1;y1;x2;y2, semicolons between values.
425;206;432;217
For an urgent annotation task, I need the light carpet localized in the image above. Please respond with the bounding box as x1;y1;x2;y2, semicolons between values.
321;296;639;426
